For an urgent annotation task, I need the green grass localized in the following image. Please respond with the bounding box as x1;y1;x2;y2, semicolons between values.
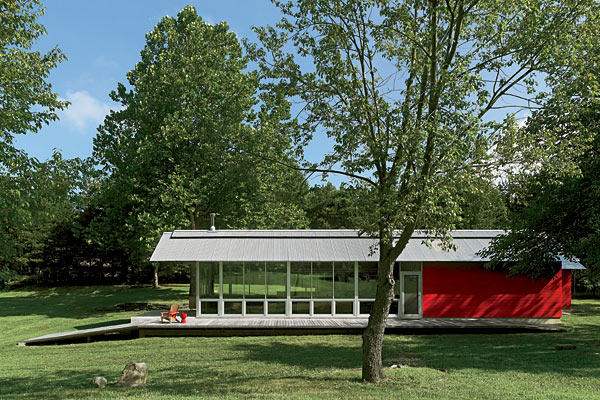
1;286;599;399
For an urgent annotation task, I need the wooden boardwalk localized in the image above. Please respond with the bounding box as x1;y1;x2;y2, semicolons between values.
19;317;566;346
18;323;138;346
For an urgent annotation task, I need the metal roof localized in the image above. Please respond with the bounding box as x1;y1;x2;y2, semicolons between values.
150;230;499;263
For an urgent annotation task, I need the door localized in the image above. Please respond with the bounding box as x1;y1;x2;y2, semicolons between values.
400;271;422;318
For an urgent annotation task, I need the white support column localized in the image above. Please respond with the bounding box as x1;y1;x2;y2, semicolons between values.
354;262;359;316
218;262;223;316
195;261;200;317
286;262;291;316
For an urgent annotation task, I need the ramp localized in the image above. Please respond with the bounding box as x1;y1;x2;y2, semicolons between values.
18;323;138;346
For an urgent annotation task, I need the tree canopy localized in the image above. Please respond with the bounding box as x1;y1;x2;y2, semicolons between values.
481;21;600;279
92;6;309;285
249;0;598;382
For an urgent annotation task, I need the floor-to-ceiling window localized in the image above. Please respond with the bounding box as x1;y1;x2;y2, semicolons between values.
334;262;354;315
290;262;311;314
266;262;287;315
198;262;219;314
357;262;378;315
243;262;265;315
196;260;421;318
222;262;243;315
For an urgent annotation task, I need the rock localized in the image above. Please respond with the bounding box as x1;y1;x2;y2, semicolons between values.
555;344;577;350
92;376;107;388
116;362;148;387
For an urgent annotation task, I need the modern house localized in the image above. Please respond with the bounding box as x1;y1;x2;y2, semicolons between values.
150;230;579;321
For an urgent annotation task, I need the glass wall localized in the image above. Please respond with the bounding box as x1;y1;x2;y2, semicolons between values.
357;262;377;314
195;260;421;317
198;262;219;299
244;262;265;299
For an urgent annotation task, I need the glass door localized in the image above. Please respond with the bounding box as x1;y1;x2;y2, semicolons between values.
400;271;422;318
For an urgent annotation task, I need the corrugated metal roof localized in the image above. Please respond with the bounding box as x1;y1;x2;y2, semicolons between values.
169;229;500;239
150;230;500;263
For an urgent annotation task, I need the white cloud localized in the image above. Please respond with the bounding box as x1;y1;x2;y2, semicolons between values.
61;90;112;133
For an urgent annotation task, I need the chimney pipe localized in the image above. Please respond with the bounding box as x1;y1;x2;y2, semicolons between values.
209;213;216;231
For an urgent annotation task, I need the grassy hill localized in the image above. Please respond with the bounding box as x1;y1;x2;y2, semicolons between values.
1;285;598;399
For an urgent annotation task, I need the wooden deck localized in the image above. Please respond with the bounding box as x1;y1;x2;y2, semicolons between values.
19;315;566;346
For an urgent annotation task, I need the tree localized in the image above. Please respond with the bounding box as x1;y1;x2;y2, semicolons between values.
249;0;596;382
0;0;67;142
0;0;67;285
93;6;308;289
304;183;361;228
481;26;600;279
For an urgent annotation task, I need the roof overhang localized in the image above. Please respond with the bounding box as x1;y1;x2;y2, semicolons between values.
150;230;500;263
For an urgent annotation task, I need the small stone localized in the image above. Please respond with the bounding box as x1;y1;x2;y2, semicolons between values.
116;362;148;387
92;376;107;388
555;344;577;350
389;364;399;369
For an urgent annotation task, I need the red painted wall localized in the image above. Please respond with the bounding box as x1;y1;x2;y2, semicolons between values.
562;271;571;310
423;262;563;318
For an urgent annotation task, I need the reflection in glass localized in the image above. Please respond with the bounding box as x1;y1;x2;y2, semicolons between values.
198;262;219;299
292;302;310;314
312;262;333;298
334;262;354;298
313;301;331;314
267;262;287;298
403;274;419;315
244;262;265;299
359;301;373;314
358;262;378;298
335;301;353;315
224;301;242;314
268;302;285;314
245;301;264;315
290;262;311;298
223;262;243;298
201;301;218;314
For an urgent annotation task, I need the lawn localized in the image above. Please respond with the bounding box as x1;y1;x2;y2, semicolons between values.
0;285;599;399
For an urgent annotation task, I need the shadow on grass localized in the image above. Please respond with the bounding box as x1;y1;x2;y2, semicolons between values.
231;341;362;370
0;285;189;320
74;319;132;330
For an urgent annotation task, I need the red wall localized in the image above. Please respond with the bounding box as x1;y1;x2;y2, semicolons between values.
423;262;563;318
562;271;571;310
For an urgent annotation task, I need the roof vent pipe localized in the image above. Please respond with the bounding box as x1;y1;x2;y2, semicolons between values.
209;213;216;232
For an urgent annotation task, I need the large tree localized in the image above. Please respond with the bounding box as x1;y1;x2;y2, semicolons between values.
0;0;67;283
481;21;600;279
250;0;596;382
0;0;67;143
92;6;308;288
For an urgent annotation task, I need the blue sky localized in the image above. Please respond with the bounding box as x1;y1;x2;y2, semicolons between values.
15;0;346;185
14;1;530;187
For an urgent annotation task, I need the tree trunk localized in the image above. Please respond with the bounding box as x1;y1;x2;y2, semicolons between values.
152;263;159;288
362;256;395;382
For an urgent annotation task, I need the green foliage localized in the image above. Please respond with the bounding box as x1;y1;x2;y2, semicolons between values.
0;0;67;142
250;0;597;380
0;0;68;286
0;150;97;282
1;286;600;398
454;177;508;230
482;22;600;279
92;6;308;273
304;183;361;229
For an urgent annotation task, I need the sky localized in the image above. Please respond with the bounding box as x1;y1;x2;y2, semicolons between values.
14;0;345;184
13;1;532;187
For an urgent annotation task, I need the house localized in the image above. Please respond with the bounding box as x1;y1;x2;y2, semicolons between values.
150;229;578;321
